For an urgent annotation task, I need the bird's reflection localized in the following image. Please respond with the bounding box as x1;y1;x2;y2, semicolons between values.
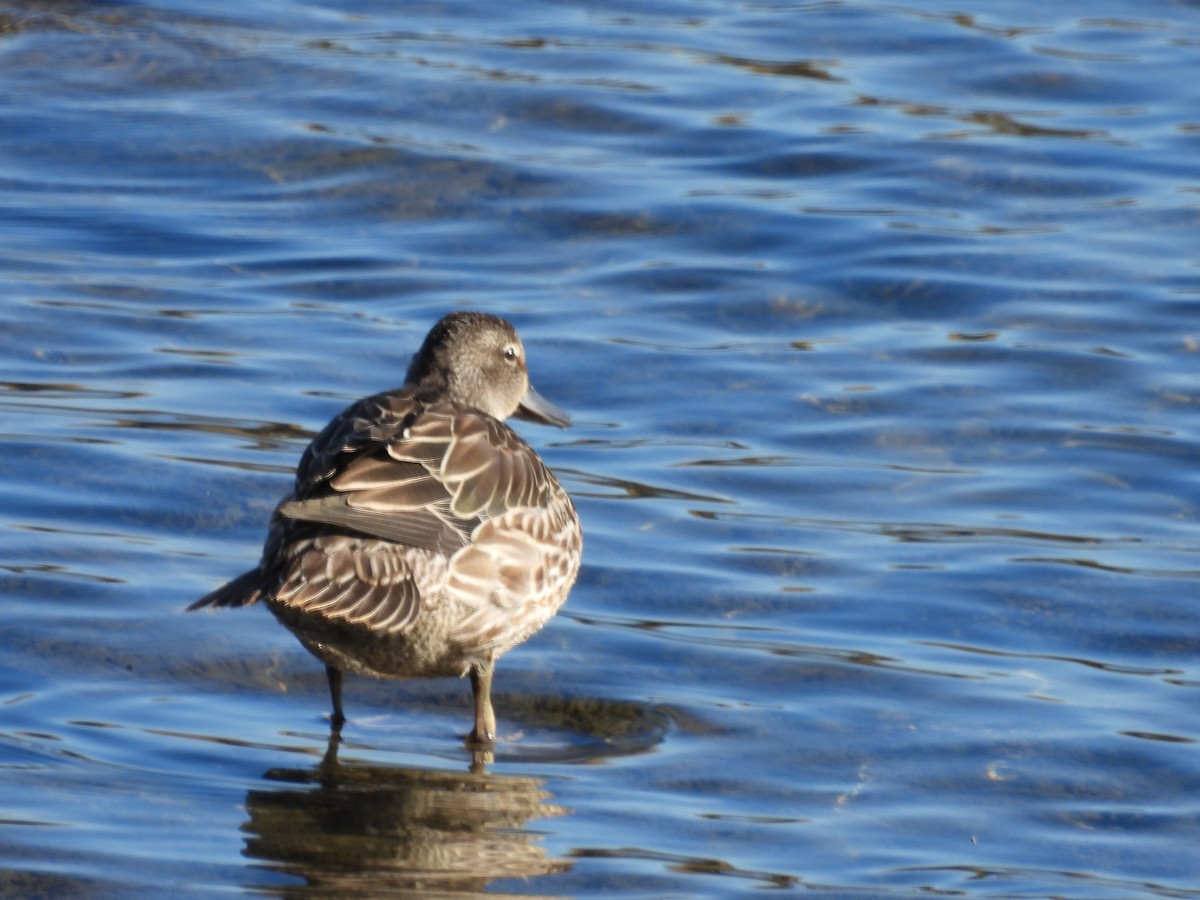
241;732;572;897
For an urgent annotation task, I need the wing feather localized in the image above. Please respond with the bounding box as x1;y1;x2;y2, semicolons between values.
260;392;569;635
271;537;423;633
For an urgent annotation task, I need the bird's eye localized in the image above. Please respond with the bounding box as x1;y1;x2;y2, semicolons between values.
504;346;518;361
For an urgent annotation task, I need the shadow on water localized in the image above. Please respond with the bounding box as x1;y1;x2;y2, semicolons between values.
243;732;572;899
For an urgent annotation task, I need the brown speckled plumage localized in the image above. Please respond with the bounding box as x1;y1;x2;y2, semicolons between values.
190;312;581;745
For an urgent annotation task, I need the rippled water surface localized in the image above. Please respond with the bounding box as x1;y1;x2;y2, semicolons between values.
2;0;1199;896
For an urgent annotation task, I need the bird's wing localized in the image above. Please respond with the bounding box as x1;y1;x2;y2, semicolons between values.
265;397;566;634
281;396;556;554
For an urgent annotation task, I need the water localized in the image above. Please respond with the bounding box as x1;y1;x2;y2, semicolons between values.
2;0;1199;896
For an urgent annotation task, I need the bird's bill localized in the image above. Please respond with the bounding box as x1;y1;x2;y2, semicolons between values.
514;383;571;428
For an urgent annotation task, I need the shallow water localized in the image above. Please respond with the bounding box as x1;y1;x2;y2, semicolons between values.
2;0;1199;896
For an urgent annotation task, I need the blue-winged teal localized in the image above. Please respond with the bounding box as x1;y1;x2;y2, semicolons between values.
190;311;581;745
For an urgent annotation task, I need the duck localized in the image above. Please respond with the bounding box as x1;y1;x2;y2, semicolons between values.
189;311;582;746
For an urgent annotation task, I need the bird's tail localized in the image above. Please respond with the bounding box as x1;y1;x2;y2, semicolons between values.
187;568;267;611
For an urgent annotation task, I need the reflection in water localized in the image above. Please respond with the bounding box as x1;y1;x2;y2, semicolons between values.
920;640;1184;679
560;466;731;503
710;54;841;83
242;734;571;898
568;610;979;681
570;846;796;890
0;372;312;459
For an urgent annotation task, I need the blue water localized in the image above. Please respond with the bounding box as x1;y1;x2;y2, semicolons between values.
2;0;1199;896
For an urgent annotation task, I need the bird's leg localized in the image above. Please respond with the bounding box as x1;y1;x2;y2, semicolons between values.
469;748;492;774
468;662;497;746
319;723;342;773
326;664;346;732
